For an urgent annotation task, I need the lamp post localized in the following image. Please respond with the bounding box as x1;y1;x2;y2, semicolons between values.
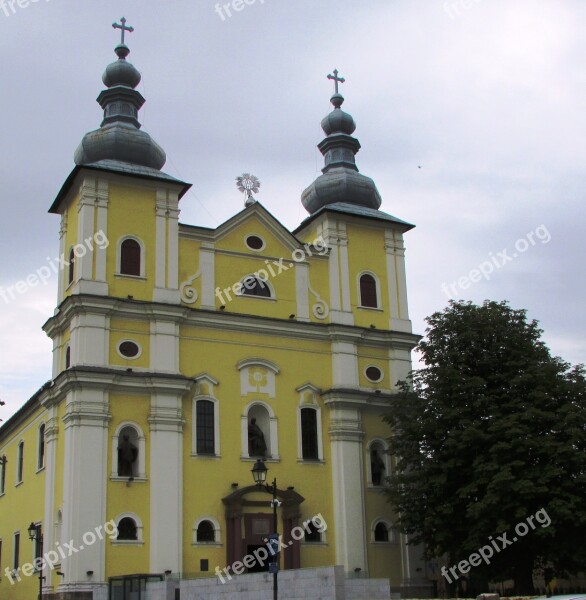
251;459;279;600
27;522;43;600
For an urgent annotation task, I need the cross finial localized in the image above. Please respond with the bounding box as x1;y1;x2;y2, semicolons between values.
112;17;134;46
327;69;346;95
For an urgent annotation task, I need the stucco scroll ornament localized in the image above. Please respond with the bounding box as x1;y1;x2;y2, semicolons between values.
308;284;329;320
180;271;201;304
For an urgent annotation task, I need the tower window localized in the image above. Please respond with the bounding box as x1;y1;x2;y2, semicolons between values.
374;522;390;542
38;425;46;470
68;248;75;285
120;238;141;276
365;366;383;383
196;520;216;543
118;340;140;359
300;408;319;460
241;276;271;298
16;441;24;483
359;273;378;308
117;517;138;541
65;346;71;369
196;400;215;455
245;235;265;251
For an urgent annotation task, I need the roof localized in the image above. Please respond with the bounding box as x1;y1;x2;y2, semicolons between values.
49;160;192;214
293;202;415;234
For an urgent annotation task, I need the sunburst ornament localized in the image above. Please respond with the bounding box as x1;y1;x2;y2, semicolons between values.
236;173;261;206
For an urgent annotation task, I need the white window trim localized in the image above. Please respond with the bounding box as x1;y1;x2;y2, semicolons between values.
244;234;266;252
300;515;328;544
371;517;395;544
364;364;384;383
366;438;390;489
192;396;220;458
357;271;382;310
297;404;324;462
66;246;76;289
192;516;222;546
116;339;143;361
112;512;144;544
16;440;24;485
111;423;146;480
241;401;279;460
116;235;146;278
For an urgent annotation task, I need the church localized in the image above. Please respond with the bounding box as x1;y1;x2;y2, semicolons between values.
0;19;431;600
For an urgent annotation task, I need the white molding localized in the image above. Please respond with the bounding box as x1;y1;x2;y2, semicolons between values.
114;512;144;543
149;320;180;373
199;245;216;310
238;359;279;398
243;233;266;252
370;517;395;543
295;262;310;321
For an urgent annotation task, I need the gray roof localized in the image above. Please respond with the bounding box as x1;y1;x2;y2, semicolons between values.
294;201;415;233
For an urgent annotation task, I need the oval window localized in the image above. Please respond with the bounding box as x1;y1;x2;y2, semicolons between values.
365;366;383;383
118;341;140;359
246;235;264;251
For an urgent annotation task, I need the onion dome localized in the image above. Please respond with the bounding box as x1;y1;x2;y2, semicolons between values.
301;71;382;214
74;25;166;171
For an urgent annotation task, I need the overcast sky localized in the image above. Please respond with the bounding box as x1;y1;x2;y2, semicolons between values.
1;0;584;421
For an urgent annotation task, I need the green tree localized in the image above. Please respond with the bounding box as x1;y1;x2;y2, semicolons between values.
383;300;586;595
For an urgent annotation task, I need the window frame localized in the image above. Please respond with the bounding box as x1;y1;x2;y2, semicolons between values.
37;424;46;472
192;517;221;547
116;236;146;279
111;423;146;481
357;271;382;310
112;513;144;545
237;275;275;300
16;441;24;485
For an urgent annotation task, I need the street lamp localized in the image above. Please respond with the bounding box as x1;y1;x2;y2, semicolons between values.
28;522;44;600
251;458;279;600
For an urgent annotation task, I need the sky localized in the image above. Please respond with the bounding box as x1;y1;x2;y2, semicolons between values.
0;0;584;421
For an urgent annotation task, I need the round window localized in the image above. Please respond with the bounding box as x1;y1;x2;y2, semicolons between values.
119;341;140;359
246;235;264;251
365;366;383;383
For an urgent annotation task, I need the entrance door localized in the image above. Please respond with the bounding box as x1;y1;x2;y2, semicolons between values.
243;513;274;573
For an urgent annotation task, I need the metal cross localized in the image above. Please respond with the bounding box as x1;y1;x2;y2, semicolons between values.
327;69;346;94
112;17;134;45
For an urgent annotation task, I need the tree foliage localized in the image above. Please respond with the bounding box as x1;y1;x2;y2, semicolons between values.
383;300;586;594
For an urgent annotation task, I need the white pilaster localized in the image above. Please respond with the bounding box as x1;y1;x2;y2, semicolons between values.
149;393;184;573
332;341;358;387
70;313;109;367
199;244;216;310
57;213;68;304
150;320;180;373
328;403;367;574
60;388;110;587
153;189;181;304
295;262;310;321
42;407;59;594
385;229;412;333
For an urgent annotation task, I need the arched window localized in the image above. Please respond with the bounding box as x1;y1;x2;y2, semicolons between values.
17;441;24;483
374;522;390;542
240;276;272;298
196;520;216;542
38;424;46;470
196;400;215;455
359;273;378;308
68;248;75;286
117;426;139;478
120;238;142;276
117;517;138;541
300;408;318;460
65;346;71;369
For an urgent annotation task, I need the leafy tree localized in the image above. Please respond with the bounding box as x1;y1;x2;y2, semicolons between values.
383;300;586;595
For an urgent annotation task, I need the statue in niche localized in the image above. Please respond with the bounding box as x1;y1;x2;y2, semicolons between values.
248;418;267;457
117;434;138;477
371;448;386;486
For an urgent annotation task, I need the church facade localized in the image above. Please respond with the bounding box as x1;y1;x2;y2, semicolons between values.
0;23;431;600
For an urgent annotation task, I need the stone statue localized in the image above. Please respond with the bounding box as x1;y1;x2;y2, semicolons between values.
117;434;138;477
371;449;386;485
248;418;267;457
